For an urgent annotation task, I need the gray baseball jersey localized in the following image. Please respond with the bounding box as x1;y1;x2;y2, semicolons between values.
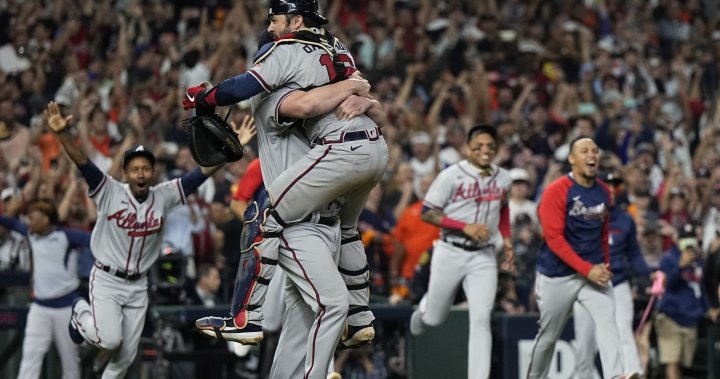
249;30;378;142
411;162;512;379
250;87;347;379
88;175;185;274
250;89;314;185
72;174;187;378
423;161;512;249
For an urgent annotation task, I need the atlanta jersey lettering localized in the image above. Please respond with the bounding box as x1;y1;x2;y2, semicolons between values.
423;161;512;249
88;175;185;274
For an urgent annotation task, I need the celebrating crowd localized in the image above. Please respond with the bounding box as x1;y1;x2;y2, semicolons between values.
3;0;720;378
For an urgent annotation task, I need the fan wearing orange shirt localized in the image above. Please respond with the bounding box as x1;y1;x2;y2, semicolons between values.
390;174;439;301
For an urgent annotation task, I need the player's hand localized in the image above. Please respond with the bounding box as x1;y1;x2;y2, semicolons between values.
183;81;213;111
43;101;73;133
679;249;696;268
347;76;370;97
336;95;372;120
462;223;489;242
587;264;613;287
500;244;516;273
232;114;257;146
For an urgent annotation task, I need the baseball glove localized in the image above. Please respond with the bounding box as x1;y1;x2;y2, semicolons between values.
183;113;244;167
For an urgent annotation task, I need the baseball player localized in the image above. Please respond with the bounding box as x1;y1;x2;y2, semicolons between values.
184;0;387;371
573;171;650;378
0;201;89;379
195;76;382;379
526;136;640;379
408;124;514;379
42;101;232;379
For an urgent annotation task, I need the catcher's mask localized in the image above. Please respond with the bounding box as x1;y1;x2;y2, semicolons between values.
268;0;328;25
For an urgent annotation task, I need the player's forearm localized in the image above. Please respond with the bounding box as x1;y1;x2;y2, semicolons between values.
280;81;362;119
420;207;445;227
56;130;89;167
181;167;215;197
499;204;510;238
365;98;387;128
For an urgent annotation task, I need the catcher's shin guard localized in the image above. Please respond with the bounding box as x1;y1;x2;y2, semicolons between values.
338;227;375;348
196;198;279;343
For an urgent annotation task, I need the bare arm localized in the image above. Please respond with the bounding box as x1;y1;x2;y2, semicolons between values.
44;102;88;167
279;78;370;119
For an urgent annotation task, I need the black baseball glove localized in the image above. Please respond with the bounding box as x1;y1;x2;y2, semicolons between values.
183;113;244;167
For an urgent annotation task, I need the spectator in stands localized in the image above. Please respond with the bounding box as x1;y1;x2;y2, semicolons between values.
656;223;720;379
507;167;537;227
390;174;439;304
1;201;89;379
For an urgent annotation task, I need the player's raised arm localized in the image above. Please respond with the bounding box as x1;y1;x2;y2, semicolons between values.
0;215;30;235
44;101;105;193
44;102;86;167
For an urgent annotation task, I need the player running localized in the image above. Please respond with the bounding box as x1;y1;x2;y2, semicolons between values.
43;102;244;379
573;170;650;377
409;124;514;379
525;136;640;379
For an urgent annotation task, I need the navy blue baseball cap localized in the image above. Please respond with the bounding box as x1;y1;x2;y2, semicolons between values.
123;145;156;169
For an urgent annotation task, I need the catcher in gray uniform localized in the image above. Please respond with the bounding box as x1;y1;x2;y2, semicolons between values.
186;1;387;374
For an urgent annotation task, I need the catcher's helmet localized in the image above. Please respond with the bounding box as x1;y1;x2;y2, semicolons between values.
268;0;328;25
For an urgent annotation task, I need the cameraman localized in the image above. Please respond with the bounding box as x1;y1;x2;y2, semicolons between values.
655;223;720;379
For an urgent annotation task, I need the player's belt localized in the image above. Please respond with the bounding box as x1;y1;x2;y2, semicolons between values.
312;127;382;145
95;262;144;281
441;236;490;252
301;213;339;226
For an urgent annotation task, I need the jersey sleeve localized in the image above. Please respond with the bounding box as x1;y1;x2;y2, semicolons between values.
0;216;29;235
248;47;295;92
233;159;263;202
153;178;186;212
88;174;120;212
422;169;453;210
538;179;593;276
63;229;92;248
271;87;301;130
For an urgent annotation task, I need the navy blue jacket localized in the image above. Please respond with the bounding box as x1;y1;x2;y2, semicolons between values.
658;246;709;327
608;207;650;285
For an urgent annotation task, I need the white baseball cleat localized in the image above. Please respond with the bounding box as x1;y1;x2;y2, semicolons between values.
195;316;264;344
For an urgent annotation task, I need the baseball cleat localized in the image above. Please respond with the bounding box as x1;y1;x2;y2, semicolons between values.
68;297;87;344
340;324;375;349
195;316;264;344
409;310;425;336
